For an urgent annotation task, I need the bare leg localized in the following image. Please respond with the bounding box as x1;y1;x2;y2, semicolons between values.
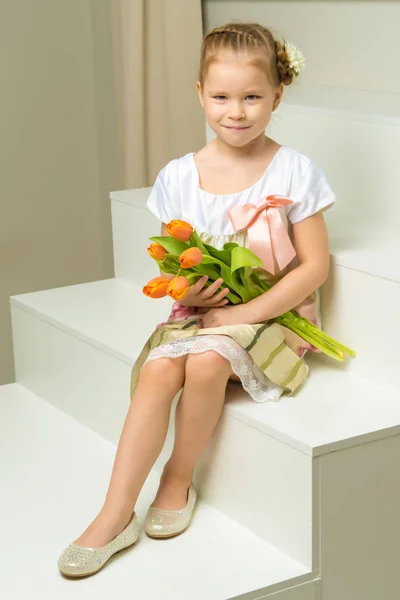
73;356;186;548
151;351;233;509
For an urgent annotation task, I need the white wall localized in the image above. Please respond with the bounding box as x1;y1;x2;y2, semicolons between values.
203;1;400;113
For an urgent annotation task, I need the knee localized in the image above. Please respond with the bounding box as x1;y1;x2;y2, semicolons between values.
141;356;186;387
185;351;232;384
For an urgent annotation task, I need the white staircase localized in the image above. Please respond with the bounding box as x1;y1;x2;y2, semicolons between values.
2;99;400;600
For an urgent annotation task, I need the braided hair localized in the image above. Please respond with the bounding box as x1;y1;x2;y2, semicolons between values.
199;22;294;88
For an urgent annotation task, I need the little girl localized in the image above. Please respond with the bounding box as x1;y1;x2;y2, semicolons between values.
58;22;335;577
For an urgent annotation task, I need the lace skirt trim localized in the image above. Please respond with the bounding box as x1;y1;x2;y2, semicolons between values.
143;335;307;403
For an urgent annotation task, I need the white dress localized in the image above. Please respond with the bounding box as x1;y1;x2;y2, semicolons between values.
139;145;337;403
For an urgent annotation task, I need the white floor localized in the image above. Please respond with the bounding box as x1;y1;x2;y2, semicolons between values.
0;384;311;600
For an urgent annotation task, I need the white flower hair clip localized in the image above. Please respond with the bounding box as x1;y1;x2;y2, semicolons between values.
283;42;306;77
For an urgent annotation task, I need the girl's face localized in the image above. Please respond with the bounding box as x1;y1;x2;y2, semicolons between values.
197;51;284;149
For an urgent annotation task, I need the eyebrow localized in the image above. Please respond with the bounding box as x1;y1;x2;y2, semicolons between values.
208;90;264;95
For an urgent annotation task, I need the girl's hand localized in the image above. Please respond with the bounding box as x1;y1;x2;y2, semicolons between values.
179;276;230;308
198;304;247;328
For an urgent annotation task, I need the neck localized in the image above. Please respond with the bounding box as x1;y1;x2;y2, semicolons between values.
213;132;271;160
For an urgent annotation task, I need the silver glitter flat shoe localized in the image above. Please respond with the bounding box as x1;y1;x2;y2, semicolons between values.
57;511;140;578
144;484;197;538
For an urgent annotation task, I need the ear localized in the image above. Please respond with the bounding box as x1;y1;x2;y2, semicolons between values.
272;83;284;111
196;81;205;108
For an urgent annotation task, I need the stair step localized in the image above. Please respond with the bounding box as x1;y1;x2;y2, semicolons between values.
0;383;314;600
11;278;400;457
11;279;400;570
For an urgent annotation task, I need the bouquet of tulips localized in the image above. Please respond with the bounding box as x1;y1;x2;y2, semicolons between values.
143;219;355;362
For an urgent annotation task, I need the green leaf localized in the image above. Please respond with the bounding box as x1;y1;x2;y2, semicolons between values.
194;261;222;280
241;266;253;280
251;270;271;292
161;256;181;272
230;269;252;302
186;272;204;283
153;260;176;275
149;236;188;255
231;246;263;273
189;230;210;255
223;242;239;251
199;255;260;303
203;243;232;266
200;256;235;286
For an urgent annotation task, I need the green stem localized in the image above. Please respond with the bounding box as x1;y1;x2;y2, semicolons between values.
276;312;355;361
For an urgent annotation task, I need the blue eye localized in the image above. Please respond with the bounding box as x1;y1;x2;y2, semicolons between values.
246;95;260;100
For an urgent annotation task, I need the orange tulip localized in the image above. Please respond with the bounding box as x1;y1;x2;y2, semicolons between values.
167;276;190;301
166;220;193;242
143;276;170;298
179;247;203;269
147;243;168;261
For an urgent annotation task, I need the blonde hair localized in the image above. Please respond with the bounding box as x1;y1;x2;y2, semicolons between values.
199;22;294;89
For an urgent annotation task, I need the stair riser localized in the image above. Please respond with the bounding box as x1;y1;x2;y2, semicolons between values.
112;199;160;286
11;306;132;445
12;304;315;569
267;105;400;233
155;401;315;569
321;264;400;390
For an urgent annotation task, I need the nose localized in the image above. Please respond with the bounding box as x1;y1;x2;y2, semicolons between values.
228;101;245;120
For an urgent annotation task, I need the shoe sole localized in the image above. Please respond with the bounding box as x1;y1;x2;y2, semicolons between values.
59;539;138;578
146;531;183;539
145;522;192;539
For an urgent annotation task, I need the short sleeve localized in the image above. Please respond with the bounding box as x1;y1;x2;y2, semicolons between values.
146;159;181;223
287;157;336;224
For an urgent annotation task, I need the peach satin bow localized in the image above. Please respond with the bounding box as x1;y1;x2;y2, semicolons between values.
228;195;296;275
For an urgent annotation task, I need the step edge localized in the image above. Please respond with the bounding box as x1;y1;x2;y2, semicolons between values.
279;101;400;127
331;255;400;284
10;297;133;367
225;404;313;457
230;570;319;600
226;404;400;458
110;189;151;206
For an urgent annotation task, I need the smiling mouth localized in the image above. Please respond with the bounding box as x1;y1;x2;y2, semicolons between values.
224;125;250;130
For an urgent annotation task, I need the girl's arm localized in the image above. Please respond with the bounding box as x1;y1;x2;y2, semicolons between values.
239;212;330;324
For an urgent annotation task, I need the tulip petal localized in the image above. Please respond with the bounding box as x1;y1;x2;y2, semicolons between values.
166;220;193;242
167;276;190;300
142;276;170;298
148;243;168;261
179;247;203;269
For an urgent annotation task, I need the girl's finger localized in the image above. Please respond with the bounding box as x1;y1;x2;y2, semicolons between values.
213;299;229;307
207;288;230;304
200;278;224;299
203;300;228;309
192;275;209;293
